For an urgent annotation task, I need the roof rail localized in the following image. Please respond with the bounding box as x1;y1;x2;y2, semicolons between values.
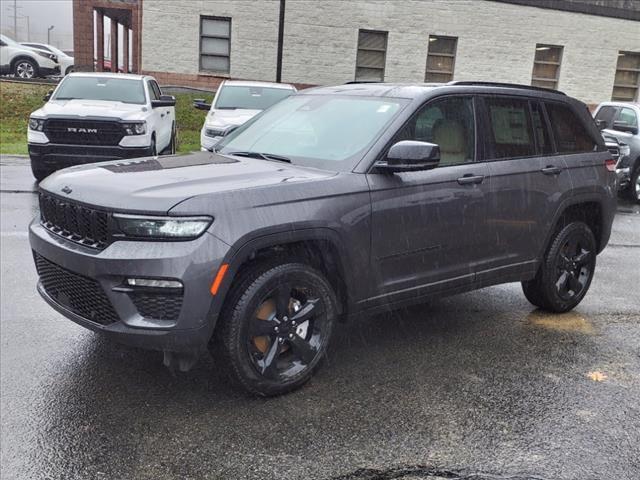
447;81;566;95
343;80;384;84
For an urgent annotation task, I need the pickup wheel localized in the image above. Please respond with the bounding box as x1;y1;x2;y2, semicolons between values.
212;261;337;397
631;164;640;204
522;221;596;313
13;58;38;79
163;124;176;155
150;135;157;157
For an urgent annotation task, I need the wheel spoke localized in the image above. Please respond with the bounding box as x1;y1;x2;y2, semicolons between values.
257;339;281;378
573;249;592;266
555;270;569;294
249;318;276;337
291;298;319;324
288;335;317;365
275;283;291;318
568;272;582;294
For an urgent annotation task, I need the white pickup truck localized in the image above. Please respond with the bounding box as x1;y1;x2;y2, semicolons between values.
28;72;176;181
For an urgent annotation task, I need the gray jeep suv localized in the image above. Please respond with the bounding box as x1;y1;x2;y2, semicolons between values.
30;82;616;396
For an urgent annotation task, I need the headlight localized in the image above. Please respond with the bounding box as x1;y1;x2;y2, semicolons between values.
36;51;57;62
620;145;631;157
122;122;146;135
113;214;212;240
29;117;45;131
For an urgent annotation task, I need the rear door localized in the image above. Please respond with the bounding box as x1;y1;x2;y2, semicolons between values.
479;95;572;280
366;95;490;306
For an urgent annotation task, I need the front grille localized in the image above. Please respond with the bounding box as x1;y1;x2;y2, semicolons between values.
34;253;118;325
43;119;124;146
39;193;110;249
130;292;183;320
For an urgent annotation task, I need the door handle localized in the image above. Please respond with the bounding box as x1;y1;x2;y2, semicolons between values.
541;165;562;175
457;174;485;185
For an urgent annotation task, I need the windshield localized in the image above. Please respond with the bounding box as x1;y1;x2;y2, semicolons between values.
53;77;146;104
218;94;406;170
215;85;295;110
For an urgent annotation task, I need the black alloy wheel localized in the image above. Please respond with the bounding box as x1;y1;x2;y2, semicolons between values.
214;262;337;396
522;221;596;313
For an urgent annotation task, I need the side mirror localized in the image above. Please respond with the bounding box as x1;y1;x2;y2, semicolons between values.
43;89;53;101
595;119;607;130
612;120;639;135
151;95;176;108
193;99;211;111
375;140;440;173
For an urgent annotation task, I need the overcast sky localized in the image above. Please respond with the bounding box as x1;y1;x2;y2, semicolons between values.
1;0;73;49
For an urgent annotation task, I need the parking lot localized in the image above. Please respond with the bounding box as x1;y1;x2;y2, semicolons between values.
0;154;639;479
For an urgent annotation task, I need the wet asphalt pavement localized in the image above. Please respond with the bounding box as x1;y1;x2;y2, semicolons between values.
1;156;639;480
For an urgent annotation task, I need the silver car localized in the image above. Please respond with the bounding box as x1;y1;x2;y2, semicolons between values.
195;80;296;151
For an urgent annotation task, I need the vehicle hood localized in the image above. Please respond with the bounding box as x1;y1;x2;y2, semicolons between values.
205;108;261;128
39;151;336;213
33;99;147;120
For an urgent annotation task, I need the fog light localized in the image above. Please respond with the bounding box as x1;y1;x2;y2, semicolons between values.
126;278;183;289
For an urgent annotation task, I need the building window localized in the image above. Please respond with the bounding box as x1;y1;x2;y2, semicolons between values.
531;44;563;89
200;16;231;74
355;30;387;82
612;51;640;101
425;35;457;83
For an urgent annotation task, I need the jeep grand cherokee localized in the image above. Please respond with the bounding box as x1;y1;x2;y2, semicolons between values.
30;82;616;396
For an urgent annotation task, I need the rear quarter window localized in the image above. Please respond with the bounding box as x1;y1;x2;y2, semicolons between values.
484;96;536;159
545;102;597;153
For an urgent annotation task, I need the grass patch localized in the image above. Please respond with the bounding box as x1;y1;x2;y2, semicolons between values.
0;81;214;155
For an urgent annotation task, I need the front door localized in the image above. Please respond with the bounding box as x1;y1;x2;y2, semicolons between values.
365;95;490;308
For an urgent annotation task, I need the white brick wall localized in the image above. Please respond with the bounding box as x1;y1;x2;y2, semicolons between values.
142;0;640;105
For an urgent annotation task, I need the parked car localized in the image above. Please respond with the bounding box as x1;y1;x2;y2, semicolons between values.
28;72;176;181
0;34;59;78
594;102;640;203
194;80;296;151
30;82;616;396
22;42;74;75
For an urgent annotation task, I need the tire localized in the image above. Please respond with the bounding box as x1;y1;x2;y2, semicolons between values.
13;58;38;79
521;221;597;313
162;124;176;155
212;261;338;397
150;136;157;157
630;164;640;204
31;164;52;182
65;66;74;75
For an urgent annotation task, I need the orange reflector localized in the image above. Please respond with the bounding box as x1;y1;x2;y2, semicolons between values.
210;264;229;296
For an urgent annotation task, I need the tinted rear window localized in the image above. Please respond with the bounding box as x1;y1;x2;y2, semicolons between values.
545;102;597;153
485;96;536;159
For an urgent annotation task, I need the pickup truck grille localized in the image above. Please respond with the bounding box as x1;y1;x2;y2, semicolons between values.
43;119;124;146
34;253;118;325
39;193;110;249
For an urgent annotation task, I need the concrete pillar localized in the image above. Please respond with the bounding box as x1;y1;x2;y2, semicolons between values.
110;19;118;73
123;28;129;73
96;10;104;72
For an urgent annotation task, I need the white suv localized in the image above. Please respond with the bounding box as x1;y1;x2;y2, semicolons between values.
28;72;176;180
0;34;59;78
194;80;296;151
22;42;74;76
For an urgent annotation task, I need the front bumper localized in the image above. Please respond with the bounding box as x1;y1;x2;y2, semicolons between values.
40;66;60;77
29;143;154;172
616;167;631;189
29;219;231;353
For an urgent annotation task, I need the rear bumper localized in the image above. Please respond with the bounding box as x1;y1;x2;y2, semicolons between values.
29;219;231;354
29;143;154;172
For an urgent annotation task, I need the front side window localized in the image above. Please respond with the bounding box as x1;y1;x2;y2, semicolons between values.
53;77;146;104
215;85;294;110
425;35;457;83
616;107;638;128
396;96;475;166
147;80;160;100
355;30;387;82
545;102;597;153
218;95;407;170
594;105;618;130
532;44;563;89
200;16;231;74
484;96;536;159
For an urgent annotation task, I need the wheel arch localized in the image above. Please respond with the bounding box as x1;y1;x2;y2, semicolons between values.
10;55;37;70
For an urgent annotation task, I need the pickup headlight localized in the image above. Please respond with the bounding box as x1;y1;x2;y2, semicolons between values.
122;122;146;136
113;214;212;240
29;117;45;131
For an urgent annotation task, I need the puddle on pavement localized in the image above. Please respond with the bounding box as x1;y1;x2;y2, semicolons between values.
526;310;595;334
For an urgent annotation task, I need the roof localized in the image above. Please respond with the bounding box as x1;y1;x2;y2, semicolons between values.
66;72;148;81
222;80;295;90
301;81;568;100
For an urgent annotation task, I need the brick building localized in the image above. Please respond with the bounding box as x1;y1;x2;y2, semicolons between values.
73;0;640;105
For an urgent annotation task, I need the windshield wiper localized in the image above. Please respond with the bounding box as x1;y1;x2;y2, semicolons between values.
228;151;292;163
